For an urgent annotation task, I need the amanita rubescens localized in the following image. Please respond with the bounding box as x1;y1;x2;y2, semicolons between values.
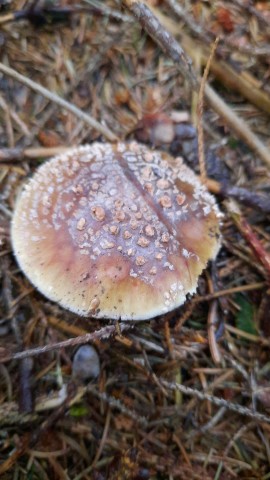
11;142;222;320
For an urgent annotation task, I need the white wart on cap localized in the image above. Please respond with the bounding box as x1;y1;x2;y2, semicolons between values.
11;142;222;320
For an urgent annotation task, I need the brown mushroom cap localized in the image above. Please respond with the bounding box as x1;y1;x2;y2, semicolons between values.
11;142;222;320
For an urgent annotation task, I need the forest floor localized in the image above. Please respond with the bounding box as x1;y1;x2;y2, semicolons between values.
0;1;270;479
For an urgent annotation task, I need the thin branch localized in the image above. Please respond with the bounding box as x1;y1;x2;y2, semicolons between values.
0;63;118;142
84;0;133;23
123;0;197;89
198;282;265;302
0;94;14;147
0;3;132;25
233;0;270;27
207;300;222;365
204;83;270;168
0;146;72;162
206;178;270;213
158;5;270;113
87;386;148;427
166;0;269;57
0;13;14;24
0;323;133;363
123;1;270;168
197;37;219;183
228;202;270;285
161;379;270;424
0;382;148;428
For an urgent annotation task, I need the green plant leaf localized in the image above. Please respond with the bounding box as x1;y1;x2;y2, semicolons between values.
69;404;89;417
235;293;257;335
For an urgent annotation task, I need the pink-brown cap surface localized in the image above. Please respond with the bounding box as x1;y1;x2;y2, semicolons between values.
11;142;222;320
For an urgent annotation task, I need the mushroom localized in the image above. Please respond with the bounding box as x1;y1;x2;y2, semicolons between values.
11;142;222;320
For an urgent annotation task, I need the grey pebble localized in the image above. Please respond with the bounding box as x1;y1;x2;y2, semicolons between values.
72;345;100;380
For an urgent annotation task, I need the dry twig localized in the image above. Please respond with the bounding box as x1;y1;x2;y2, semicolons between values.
0;146;72;162
0;63;118;142
197;37;219;183
0;323;133;363
160;379;270;425
123;0;270;168
123;0;196;88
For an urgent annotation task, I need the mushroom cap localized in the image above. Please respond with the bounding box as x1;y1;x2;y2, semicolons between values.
11;142;221;320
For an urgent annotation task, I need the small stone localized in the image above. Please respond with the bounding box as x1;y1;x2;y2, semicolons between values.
72;345;100;380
